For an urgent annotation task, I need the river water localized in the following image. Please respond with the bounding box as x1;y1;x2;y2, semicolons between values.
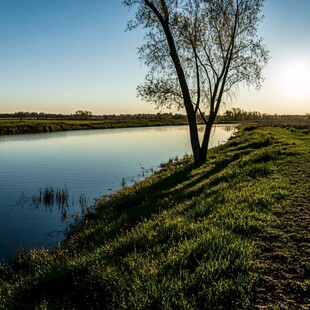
0;124;237;260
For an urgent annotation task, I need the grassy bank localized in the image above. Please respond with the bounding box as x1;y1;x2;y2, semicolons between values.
0;118;189;136
0;126;309;309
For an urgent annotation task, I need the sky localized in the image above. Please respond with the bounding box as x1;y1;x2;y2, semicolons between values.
0;0;309;115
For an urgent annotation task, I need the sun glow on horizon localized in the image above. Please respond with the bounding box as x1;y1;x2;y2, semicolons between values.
275;57;310;106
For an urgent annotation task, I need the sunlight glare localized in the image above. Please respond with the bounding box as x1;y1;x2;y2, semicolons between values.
276;58;310;104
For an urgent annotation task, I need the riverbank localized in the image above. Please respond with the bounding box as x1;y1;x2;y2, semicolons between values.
0;118;190;135
0;125;309;309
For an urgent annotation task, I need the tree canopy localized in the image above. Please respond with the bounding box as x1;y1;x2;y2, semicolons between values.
124;0;269;163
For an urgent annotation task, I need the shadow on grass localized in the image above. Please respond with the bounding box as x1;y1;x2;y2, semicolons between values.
66;151;244;253
7;126;297;309
11;152;247;308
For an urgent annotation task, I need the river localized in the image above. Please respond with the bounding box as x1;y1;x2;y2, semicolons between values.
0;124;237;260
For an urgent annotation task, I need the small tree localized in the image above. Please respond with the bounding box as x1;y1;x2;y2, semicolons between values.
124;0;269;163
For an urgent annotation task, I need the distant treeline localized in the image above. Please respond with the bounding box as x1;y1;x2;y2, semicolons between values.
0;111;188;121
0;109;309;122
221;108;310;122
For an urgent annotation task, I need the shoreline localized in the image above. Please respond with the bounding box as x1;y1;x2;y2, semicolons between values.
1;125;308;308
0;118;189;136
0;118;239;136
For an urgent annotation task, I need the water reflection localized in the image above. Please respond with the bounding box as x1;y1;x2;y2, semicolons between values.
120;165;156;188
16;186;90;223
222;125;236;132
1;124;238;260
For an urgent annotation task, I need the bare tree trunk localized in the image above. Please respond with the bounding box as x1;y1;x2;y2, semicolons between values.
161;23;202;164
183;99;201;163
200;124;212;162
145;0;202;164
200;113;216;164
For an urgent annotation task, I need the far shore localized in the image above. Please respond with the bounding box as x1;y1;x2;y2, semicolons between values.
0;118;189;136
0;118;239;136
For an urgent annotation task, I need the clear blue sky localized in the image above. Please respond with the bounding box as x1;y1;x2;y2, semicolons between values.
0;0;309;115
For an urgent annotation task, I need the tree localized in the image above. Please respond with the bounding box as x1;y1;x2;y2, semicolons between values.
124;0;269;164
74;110;93;119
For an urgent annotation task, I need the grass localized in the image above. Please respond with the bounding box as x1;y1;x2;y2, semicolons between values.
0;125;309;309
0;118;189;135
257;118;310;130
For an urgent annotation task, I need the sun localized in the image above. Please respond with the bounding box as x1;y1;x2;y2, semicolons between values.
276;58;310;104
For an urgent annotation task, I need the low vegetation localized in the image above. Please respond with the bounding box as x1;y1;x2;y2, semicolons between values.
1;110;308;136
0;125;309;309
0;118;189;136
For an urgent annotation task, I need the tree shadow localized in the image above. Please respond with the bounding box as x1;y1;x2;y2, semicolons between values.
68;151;242;250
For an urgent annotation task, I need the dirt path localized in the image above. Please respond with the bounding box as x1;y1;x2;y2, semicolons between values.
254;153;310;309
